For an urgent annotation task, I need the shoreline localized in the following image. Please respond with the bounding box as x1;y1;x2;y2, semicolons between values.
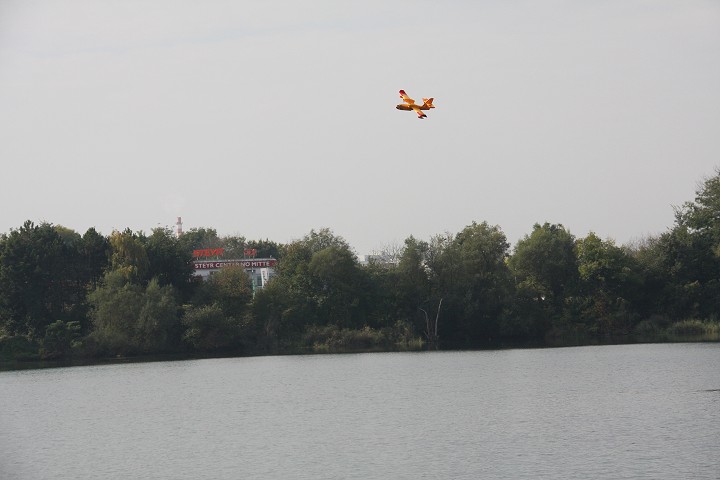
3;334;718;372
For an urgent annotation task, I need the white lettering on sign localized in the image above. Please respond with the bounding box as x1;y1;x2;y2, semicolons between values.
193;258;277;270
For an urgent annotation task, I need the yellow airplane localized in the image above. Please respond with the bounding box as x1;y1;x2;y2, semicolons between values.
396;89;435;119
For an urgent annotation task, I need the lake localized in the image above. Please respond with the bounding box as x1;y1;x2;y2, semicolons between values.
1;343;719;479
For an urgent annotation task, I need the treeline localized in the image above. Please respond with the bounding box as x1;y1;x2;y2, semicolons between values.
2;171;720;362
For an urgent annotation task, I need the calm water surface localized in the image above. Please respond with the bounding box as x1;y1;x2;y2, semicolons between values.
1;343;719;479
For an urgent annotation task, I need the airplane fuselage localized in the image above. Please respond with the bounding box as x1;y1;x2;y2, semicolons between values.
395;104;432;111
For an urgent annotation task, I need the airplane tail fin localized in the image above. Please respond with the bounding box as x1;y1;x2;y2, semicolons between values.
422;98;435;109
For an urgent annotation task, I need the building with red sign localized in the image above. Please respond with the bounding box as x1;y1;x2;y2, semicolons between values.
192;257;277;289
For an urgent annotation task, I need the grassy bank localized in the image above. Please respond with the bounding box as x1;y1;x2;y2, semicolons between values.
3;318;719;370
664;319;720;342
299;324;425;354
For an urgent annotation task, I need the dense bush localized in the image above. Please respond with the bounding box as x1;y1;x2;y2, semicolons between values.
666;319;720;338
301;323;423;353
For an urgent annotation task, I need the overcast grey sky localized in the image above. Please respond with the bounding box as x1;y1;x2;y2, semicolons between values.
1;0;718;254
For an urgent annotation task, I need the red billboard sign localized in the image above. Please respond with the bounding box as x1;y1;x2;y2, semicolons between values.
193;248;225;258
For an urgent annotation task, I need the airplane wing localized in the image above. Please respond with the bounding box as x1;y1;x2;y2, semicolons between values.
411;105;427;118
399;89;415;105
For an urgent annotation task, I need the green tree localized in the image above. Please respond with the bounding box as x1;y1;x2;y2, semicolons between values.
625;235;668;322
78;227;110;287
633;226;715;321
181;265;255;352
258;240;317;341
677;169;720;242
40;320;82;359
54;225;82;246
65;228;112;333
425;222;512;344
508;223;579;335
88;270;179;355
0;221;83;337
244;239;281;259
209;265;254;315
575;232;640;333
181;304;243;351
670;169;720;318
415;233;456;343
217;235;281;259
252;229;367;347
109;229;149;282
135;279;180;352
359;259;401;330
393;236;432;330
87;269;144;354
220;234;248;258
251;277;292;351
452;222;513;341
177;227;221;252
308;245;369;329
275;228;351;329
143;227;194;299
